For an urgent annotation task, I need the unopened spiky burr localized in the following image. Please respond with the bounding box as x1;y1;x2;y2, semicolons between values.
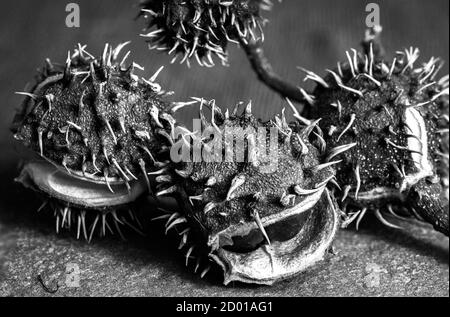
138;0;275;67
137;0;314;107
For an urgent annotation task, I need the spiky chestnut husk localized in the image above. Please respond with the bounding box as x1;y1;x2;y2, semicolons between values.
303;47;449;235
12;43;176;240
138;0;275;67
154;99;344;285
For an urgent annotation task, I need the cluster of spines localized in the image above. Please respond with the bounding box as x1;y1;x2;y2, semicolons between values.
150;98;351;276
298;47;447;108
14;43;184;241
15;43;175;194
298;44;449;230
37;199;145;243
152;207;212;279
139;0;275;67
156;97;345;201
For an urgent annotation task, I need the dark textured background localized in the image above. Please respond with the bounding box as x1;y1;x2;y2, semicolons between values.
0;0;448;297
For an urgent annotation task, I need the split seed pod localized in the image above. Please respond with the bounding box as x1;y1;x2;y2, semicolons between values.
304;44;449;235
12;43;176;240
155;99;343;285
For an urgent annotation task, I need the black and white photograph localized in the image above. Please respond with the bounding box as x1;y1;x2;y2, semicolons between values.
0;0;448;300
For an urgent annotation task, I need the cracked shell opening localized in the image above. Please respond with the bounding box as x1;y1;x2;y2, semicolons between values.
209;189;340;285
223;208;316;253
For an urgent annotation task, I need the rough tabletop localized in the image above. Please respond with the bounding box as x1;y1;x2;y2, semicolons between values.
0;164;448;297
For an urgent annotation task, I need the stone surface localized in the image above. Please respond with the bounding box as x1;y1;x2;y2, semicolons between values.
0;167;448;296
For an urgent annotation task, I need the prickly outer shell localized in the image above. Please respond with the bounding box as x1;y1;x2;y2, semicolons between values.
139;0;272;65
12;44;174;187
163;102;341;285
308;50;449;214
11;44;176;243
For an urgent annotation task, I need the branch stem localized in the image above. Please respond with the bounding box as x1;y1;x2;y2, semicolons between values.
239;37;306;105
